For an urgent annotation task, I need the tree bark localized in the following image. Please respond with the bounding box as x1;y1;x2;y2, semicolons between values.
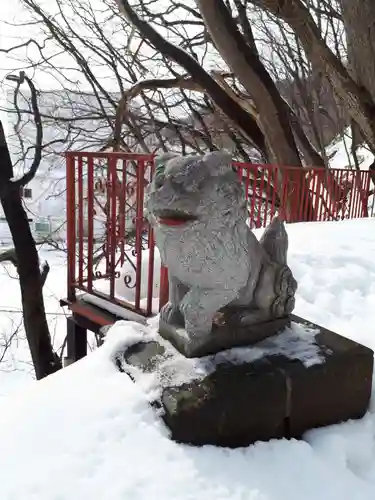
341;0;375;103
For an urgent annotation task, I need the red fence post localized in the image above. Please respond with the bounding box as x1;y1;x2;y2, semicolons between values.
146;160;156;316
87;156;94;293
77;155;84;287
109;155;118;300
66;153;76;302
134;159;145;311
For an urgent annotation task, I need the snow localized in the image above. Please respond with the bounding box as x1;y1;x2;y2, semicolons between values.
80;292;148;324
117;318;324;394
2;218;375;499
327;127;374;170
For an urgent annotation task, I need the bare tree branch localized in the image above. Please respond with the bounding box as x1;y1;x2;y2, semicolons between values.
0;249;18;267
115;0;266;153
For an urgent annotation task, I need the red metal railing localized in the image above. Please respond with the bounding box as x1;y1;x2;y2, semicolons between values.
66;152;373;317
234;163;371;226
66;151;156;316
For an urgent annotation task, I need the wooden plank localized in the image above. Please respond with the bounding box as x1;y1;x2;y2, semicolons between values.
62;298;118;327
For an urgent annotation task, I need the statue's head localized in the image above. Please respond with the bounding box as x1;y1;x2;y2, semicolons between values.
145;151;247;227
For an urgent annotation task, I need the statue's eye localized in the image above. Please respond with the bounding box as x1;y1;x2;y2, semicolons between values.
167;175;181;186
169;174;203;193
155;163;166;177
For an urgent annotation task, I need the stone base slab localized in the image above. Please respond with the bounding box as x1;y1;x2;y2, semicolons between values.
122;315;374;447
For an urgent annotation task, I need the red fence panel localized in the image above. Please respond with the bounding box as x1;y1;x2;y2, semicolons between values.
65;151;156;317
234;164;371;226
66;153;373;317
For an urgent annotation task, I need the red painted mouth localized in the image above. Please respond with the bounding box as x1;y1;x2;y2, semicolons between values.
157;217;193;226
155;210;197;226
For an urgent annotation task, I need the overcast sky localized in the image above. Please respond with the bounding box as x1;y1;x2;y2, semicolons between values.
0;1;31;130
0;3;15;130
0;1;29;75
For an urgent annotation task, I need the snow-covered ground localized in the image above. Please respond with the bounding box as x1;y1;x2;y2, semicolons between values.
1;218;375;499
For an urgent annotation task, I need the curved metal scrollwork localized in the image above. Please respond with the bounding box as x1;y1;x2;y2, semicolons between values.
123;273;136;289
90;166;151;299
131;245;147;257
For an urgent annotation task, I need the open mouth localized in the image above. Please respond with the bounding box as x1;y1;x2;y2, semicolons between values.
154;209;197;226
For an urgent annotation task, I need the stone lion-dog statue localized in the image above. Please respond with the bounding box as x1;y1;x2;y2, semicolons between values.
145;151;297;356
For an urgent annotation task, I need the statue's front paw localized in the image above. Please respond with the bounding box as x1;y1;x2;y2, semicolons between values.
160;302;184;326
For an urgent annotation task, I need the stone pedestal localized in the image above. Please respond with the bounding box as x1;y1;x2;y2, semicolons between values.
121;316;373;448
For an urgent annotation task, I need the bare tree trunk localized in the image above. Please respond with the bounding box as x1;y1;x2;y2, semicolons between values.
196;0;300;167
0;189;61;379
0;120;61;380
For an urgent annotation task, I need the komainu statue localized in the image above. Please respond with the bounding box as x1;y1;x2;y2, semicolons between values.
145;151;298;357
